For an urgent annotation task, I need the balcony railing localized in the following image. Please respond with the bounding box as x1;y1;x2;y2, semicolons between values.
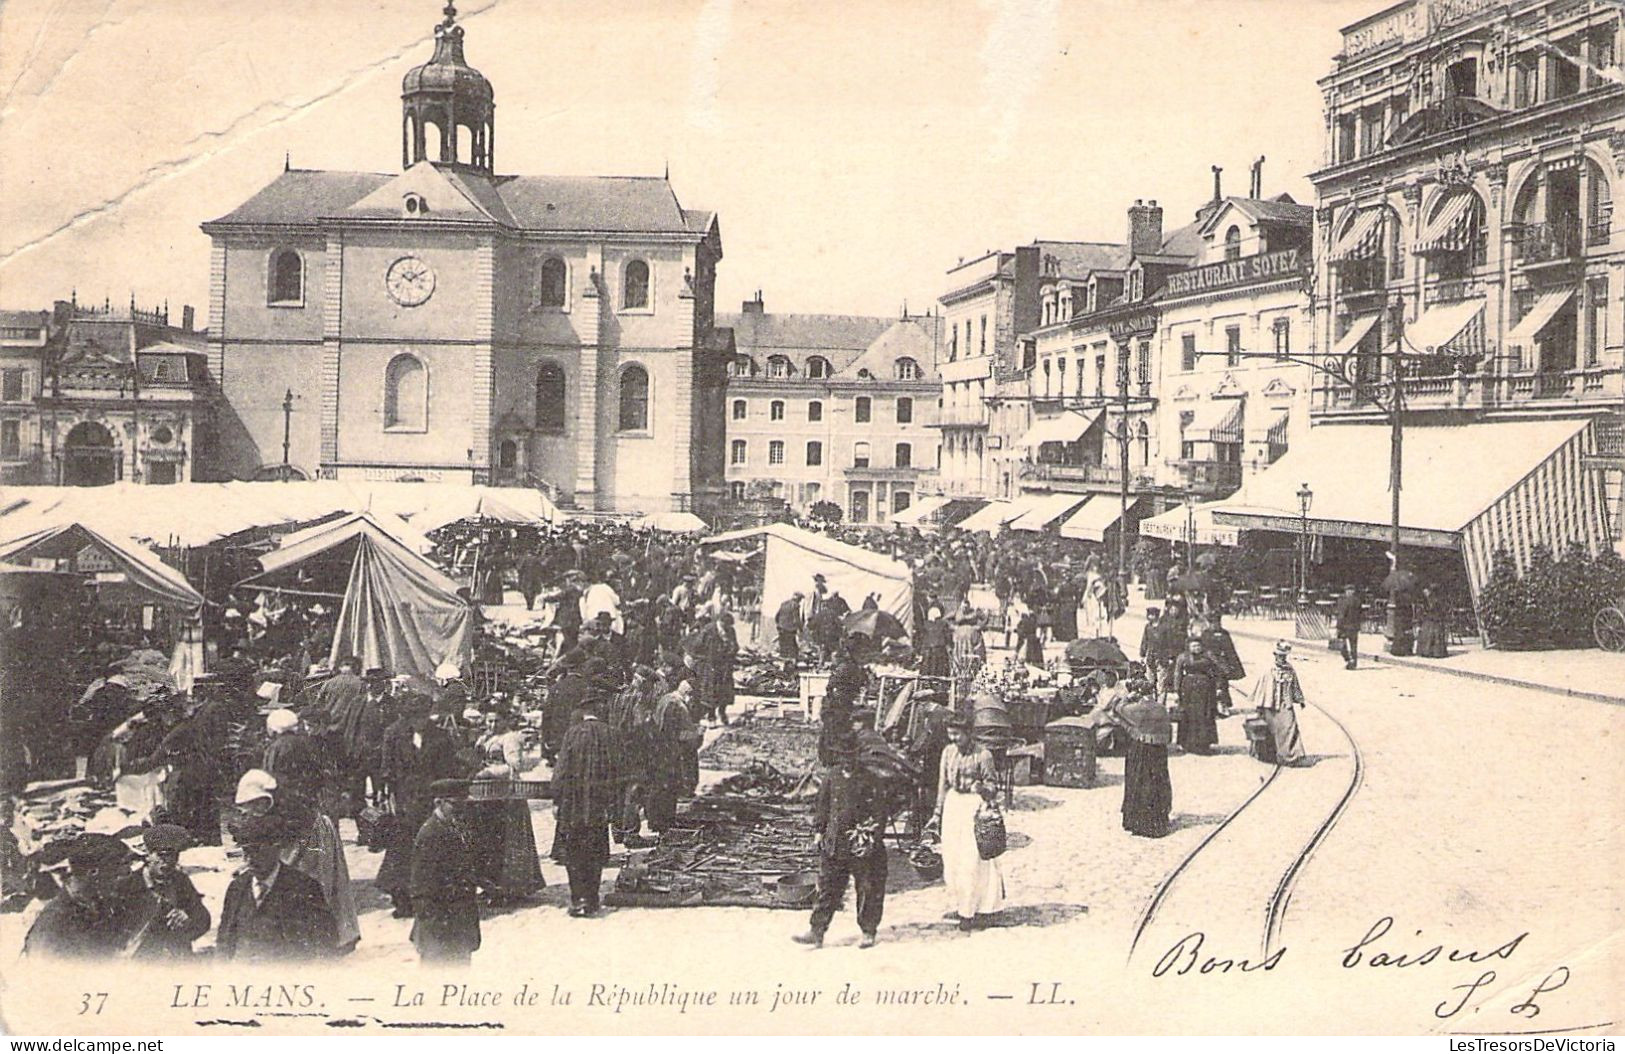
1338;257;1391;296
1514;221;1583;265
1589;220;1612;247
1314;365;1622;414
1018;461;1151;487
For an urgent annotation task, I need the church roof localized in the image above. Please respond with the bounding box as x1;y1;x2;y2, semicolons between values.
205;167;705;236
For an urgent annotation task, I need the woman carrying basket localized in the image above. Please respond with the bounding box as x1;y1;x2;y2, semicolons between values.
929;716;1005;931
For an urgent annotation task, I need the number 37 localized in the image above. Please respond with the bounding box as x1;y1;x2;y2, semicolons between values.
78;992;108;1015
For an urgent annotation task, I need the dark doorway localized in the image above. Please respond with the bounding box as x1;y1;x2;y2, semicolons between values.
63;422;118;486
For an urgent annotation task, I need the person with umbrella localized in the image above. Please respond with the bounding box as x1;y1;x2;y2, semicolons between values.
1109;677;1173;837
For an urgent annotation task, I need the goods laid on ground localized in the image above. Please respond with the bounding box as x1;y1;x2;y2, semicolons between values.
697;717;818;773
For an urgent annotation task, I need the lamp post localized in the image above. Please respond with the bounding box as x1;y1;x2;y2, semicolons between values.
1296;482;1313;605
1184;486;1197;574
280;388;295;482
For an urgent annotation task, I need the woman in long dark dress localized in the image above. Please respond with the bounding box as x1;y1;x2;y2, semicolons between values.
1015;607;1043;666
1110;679;1172;837
918;607;952;678
1172;637;1222;755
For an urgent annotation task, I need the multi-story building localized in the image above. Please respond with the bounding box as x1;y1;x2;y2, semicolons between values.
200;5;729;513
719;295;941;523
1012;200;1204;539
0;298;212;486
1154;170;1315;502
1212;0;1622;610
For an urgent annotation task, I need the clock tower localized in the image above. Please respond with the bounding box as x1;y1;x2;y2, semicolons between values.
201;3;729;514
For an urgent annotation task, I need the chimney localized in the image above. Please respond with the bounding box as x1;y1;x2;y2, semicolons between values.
182;305;196;331
742;290;765;315
1127;199;1164;256
1250;155;1266;199
1211;165;1223;205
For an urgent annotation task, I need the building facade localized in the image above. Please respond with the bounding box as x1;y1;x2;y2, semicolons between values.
719;296;941;522
1311;0;1624;537
1154;190;1316;502
0;299;212;486
200;6;729;513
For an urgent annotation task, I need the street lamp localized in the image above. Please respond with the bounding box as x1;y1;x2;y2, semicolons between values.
1296;482;1313;605
1183;486;1197;574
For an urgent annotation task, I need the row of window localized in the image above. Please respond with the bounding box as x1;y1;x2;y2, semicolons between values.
265;250;656;311
381;355;650;433
946;315;988;361
728;355;922;380
729;439;913;468
729;396;915;424
1176;320;1292;372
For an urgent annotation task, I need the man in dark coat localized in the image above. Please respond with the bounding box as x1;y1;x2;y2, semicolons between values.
410;779;481;966
375;693;460;917
1334;586;1364;670
794;748;891;949
329;667;391;807
819;635;869;765
1198;612;1246;712
775;593;805;673
553;575;585;656
24;835;147;959
551;697;622;916
518;553;548;612
646;678;699;832
217;814;336;961
125;694;226;847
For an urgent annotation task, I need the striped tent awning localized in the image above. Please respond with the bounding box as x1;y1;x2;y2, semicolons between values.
1260;409;1291;450
1184;398;1245;443
1404;298;1485;354
1413;194;1478;255
1331;314;1380;357
1330;209;1384;263
1507;289;1574;347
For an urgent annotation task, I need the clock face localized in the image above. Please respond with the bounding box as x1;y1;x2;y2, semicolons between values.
386;255;436;307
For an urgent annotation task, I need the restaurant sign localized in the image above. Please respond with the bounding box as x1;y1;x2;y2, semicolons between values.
1163;248;1308;298
1343;1;1426;57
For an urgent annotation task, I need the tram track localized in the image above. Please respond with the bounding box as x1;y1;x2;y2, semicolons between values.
1127;694;1364;965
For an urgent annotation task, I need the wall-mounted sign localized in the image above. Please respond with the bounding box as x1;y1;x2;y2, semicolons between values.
1164;249;1308;297
1343;1;1425;57
1107;311;1160;342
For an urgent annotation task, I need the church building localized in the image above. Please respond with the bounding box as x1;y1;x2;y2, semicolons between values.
201;3;729;513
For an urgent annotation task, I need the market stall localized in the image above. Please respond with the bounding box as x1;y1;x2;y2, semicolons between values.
238;512;475;679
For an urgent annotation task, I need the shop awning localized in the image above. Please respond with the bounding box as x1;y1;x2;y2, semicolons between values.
1008;492;1090;532
1258;409;1292;448
1506;289;1574;346
1404;298;1486;353
954;500;1022;534
0;522;204;612
1330;209;1384;262
1208;419;1610;601
1184;399;1245;443
1330;314;1380;357
1013;409;1103;448
1140;502;1241;546
1413;194;1477;254
889;494;948;526
1058;497;1144;542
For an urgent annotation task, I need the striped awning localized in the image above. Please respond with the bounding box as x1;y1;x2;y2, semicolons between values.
1404;298;1485;354
1059;497;1145;542
1261;409;1291;449
1330;314;1380;357
1506;289;1574;346
1184;398;1245;443
1008;492;1090;532
1413;194;1477;254
1013;409;1103;448
1330;209;1384;263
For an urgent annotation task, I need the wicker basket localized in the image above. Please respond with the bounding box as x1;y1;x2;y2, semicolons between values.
468;779;552;800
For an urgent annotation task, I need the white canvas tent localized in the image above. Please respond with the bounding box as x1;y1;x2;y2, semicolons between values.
703;523;914;641
241;513;474;678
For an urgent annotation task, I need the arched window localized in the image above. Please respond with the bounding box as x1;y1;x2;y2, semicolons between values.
770;400;785;421
1136;420;1150;466
1224;226;1242;261
806;441;823;466
269;249;303;305
895;442;912;468
622;259;650;310
766;355;793;378
808;401;823;422
807;356;832;379
619;365;650;431
384;354;427;430
539;257;568;308
535;362;566;432
731;399;747;421
896;397;913;424
895;357;920;380
730;439;747;465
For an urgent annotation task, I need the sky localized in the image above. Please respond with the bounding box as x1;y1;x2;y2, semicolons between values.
0;0;1375;322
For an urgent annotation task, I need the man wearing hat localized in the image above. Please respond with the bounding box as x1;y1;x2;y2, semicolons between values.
552;696;623;917
24;834;146;959
217;813;336;961
331;668;392;808
409;779;481;966
376;690;460;918
794;742;891;949
775;592;806;674
131;824;212;960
